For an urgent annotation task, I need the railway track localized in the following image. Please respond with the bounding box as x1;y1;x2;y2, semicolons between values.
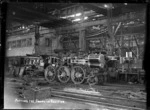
52;93;143;110
21;86;145;110
5;77;146;110
5;77;146;97
7;77;144;87
104;83;145;88
5;77;145;97
50;89;146;110
13;85;145;110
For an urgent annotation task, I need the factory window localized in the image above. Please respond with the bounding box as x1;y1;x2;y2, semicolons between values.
12;41;16;48
16;40;21;47
45;38;51;47
10;42;12;49
26;38;32;46
7;42;10;49
21;39;26;47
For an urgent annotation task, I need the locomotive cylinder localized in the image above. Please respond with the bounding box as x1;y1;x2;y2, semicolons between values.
87;54;105;68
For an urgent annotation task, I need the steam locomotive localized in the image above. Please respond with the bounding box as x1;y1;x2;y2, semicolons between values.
14;49;119;85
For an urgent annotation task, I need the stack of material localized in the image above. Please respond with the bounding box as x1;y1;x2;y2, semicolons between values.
115;90;146;100
63;87;102;96
23;88;51;100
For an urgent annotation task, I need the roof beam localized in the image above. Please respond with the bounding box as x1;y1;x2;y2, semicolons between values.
7;9;41;20
55;9;145;32
82;3;107;16
12;5;59;20
56;18;107;32
10;16;33;24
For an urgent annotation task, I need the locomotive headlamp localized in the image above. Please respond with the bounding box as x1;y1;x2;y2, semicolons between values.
40;59;44;66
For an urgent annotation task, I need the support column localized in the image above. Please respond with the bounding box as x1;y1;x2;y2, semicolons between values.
34;25;41;55
107;7;115;56
52;33;60;53
78;6;86;52
79;29;86;51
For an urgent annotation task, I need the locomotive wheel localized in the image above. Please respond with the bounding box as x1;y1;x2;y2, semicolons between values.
44;65;56;83
87;75;98;85
71;66;85;84
57;66;70;83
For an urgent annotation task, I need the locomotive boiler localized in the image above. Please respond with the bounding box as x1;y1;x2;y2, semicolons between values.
12;50;120;86
70;53;106;85
43;50;112;85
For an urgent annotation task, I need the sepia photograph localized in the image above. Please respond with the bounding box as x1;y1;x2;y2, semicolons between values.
2;2;147;109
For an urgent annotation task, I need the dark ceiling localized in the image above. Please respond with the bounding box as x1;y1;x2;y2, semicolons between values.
5;3;146;32
7;3;75;29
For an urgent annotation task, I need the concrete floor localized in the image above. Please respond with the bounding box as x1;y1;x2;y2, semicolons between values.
4;82;122;110
4;90;122;110
4;76;145;110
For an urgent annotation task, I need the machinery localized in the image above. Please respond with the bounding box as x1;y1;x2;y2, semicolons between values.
19;55;45;79
6;49;145;85
44;50;114;85
44;55;62;83
117;57;145;84
70;53;106;85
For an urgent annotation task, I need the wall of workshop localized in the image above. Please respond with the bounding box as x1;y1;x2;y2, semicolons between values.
6;27;63;56
37;33;53;55
6;33;35;57
51;35;63;51
38;29;63;55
